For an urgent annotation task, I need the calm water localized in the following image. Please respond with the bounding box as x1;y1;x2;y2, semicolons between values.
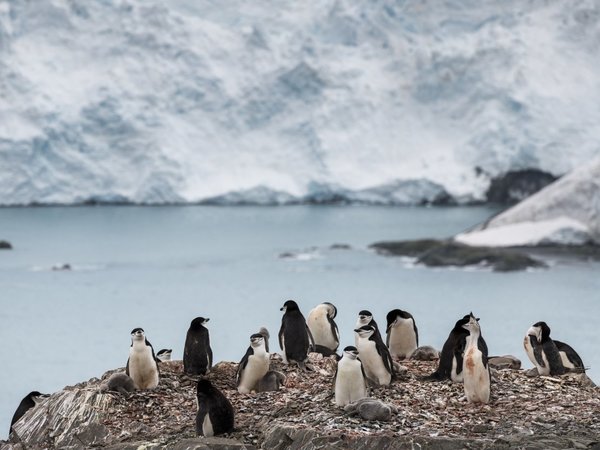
1;205;599;437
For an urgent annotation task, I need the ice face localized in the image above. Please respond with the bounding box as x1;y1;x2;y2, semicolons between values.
1;1;598;205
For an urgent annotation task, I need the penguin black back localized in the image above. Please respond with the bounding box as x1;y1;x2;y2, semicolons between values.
279;300;312;366
195;379;234;437
424;314;487;381
532;321;566;375
10;391;46;433
184;317;213;375
554;340;584;370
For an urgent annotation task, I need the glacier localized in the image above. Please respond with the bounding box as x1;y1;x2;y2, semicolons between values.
1;0;599;205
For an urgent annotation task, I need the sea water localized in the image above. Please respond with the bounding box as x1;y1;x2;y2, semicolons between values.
0;205;598;437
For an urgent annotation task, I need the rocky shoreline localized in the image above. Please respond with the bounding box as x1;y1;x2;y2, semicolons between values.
3;354;599;449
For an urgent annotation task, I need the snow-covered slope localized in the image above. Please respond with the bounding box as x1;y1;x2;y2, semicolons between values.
1;0;599;205
456;157;600;246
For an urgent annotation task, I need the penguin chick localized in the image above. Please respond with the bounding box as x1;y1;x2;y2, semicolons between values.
258;371;286;392
126;328;159;389
195;379;235;437
237;333;270;394
344;397;397;421
100;373;136;395
258;327;270;353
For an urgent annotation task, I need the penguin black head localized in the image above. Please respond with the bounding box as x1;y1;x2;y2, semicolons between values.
357;310;373;326
190;317;210;329
462;312;481;332
322;302;337;318
386;309;413;328
196;379;217;397
156;349;172;361
343;346;359;359
354;324;375;338
250;333;265;347
529;321;551;343
130;328;145;341
280;300;299;312
26;391;47;403
453;314;476;333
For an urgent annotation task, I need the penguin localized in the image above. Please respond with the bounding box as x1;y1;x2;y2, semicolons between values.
424;314;488;382
258;326;270;353
462;313;490;404
333;346;368;406
278;300;314;369
554;340;585;372
10;391;48;433
386;309;419;360
184;317;213;375
354;310;382;347
101;373;135;395
523;322;566;376
354;325;394;386
156;349;172;362
126;328;160;389
344;397;397;421
307;302;340;355
237;333;270;394
195;379;235;437
258;371;286;392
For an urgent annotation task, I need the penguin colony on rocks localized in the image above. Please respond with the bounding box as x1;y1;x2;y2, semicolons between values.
8;302;589;439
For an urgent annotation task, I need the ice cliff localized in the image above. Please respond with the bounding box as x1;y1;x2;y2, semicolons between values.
1;0;599;205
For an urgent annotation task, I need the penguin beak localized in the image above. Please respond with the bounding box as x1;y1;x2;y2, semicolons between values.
280;306;287;312
353;328;361;333
204;318;210;324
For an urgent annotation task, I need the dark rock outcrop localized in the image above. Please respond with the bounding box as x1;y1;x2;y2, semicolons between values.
0;240;12;249
486;169;558;204
370;239;546;272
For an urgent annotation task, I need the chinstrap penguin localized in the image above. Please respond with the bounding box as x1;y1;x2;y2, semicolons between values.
554;340;585;372
126;328;160;389
424;314;488;382
156;349;172;362
354;325;394;386
237;333;270;394
195;379;235;437
184;317;213;375
278;300;314;369
334;346;368;406
386;309;419;360
524;322;566;376
307;302;340;355
354;310;382;347
10;391;48;434
462;313;490;404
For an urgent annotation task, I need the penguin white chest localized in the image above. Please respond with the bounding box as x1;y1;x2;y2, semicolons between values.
308;315;337;350
238;350;270;394
463;346;490;404
202;412;214;437
335;359;367;406
356;339;391;386
388;319;417;359
129;345;159;389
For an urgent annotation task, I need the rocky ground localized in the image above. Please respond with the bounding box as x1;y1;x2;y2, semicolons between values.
3;354;600;449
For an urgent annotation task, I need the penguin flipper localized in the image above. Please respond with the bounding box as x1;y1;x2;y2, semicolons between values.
236;347;253;386
125;358;130;376
327;316;340;349
306;325;315;352
413;320;419;348
532;338;546;368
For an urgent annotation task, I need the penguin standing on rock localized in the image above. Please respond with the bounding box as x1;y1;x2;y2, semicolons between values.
524;322;567;376
462;313;490;404
307;302;340;356
334;346;368;406
126;328;160;389
184;317;213;375
386;309;419;360
237;333;270;394
424;314;488;382
195;379;234;437
10;391;48;434
279;300;314;369
156;349;172;362
354;325;394;386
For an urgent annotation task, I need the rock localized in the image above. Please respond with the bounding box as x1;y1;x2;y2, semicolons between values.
370;239;445;257
410;346;440;361
51;263;72;271
0;240;12;249
489;355;521;370
486;169;557;204
329;243;351;250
